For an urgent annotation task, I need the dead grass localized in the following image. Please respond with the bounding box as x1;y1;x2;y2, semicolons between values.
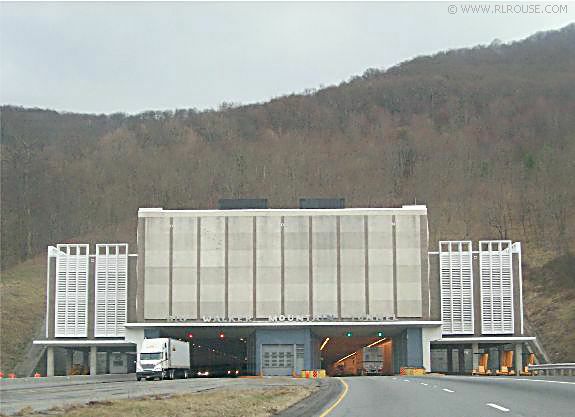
8;386;315;417
0;256;46;373
523;254;575;362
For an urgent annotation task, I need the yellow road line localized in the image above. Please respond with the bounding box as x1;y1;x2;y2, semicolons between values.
319;377;349;417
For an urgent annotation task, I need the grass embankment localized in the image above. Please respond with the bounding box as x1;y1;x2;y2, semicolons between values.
523;253;575;362
9;386;315;417
0;256;46;373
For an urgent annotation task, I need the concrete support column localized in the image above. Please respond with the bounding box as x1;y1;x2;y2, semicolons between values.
472;343;479;370
421;327;441;372
458;347;466;374
65;349;74;375
46;347;55;377
89;346;98;376
447;347;453;373
514;343;523;374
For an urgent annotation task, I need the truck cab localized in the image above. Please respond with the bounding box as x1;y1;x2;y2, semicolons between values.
136;338;190;381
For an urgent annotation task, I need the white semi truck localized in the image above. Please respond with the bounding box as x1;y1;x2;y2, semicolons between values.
136;338;191;381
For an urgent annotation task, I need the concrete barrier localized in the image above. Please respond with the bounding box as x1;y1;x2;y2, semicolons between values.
400;367;426;376
299;369;326;378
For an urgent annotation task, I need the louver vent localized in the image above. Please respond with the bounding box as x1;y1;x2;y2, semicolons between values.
440;241;474;335
94;244;128;337
55;244;89;337
480;241;514;334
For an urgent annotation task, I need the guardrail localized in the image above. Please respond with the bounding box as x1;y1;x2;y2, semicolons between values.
528;363;575;376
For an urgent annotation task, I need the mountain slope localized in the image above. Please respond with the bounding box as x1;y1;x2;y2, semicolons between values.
1;24;574;369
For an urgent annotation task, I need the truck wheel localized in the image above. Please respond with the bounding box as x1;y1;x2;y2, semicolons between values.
169;369;175;380
184;370;189;379
137;376;142;381
160;371;166;380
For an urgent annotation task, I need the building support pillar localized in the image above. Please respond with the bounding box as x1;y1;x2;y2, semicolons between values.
46;347;55;377
472;343;479;371
90;346;98;376
447;347;453;373
421;327;441;372
515;343;523;374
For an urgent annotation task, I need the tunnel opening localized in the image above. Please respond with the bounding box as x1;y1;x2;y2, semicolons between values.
151;327;251;377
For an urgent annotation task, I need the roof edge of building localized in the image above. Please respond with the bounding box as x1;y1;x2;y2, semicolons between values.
138;205;428;217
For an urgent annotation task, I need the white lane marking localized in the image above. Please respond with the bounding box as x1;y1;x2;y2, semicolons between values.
403;379;410;382
392;377;397;380
442;388;455;393
420;382;428;386
486;403;510;412
510;378;575;386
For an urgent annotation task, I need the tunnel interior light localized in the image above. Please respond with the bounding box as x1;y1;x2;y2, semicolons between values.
346;332;353;337
337;351;357;363
367;338;387;348
320;337;330;351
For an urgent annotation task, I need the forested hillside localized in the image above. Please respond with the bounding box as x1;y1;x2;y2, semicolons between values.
1;24;574;365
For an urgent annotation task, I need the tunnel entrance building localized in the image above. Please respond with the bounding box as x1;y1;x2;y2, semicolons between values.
34;205;535;376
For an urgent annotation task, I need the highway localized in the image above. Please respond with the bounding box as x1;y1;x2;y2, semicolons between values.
323;375;575;417
0;374;316;415
2;374;574;416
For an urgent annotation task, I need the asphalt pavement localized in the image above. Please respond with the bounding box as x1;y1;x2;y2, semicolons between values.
0;374;315;415
322;375;575;417
3;374;574;416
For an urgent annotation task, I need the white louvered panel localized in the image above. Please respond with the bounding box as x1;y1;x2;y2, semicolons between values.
55;244;89;337
95;244;128;337
440;241;473;335
480;240;514;334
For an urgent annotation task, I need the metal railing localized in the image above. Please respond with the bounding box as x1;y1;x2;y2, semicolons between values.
528;363;575;376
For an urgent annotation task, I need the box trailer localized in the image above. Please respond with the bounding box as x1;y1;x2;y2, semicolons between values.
136;338;191;381
357;346;384;375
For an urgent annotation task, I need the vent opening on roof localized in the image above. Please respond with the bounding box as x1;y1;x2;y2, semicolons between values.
299;198;345;209
218;199;268;210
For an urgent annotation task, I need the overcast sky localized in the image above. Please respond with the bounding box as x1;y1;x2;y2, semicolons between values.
1;1;573;114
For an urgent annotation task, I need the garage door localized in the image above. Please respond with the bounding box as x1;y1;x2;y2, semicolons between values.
261;344;294;376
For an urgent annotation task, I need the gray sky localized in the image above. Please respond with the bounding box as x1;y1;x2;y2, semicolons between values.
1;1;573;114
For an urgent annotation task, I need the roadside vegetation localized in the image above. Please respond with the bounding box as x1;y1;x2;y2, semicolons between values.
7;386;316;417
0;256;45;373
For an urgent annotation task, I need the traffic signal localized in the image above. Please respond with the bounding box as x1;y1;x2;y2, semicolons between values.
186;332;194;339
377;331;384;337
219;332;225;339
346;332;353;337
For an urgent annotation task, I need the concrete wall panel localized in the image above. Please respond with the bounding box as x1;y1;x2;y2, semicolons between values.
368;216;394;316
312;216;337;316
228;217;253;317
283;216;310;316
340;216;366;317
396;215;422;317
172;217;197;318
199;217;225;317
144;217;170;319
256;217;281;317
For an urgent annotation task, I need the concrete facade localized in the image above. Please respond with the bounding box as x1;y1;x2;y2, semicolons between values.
34;204;535;377
137;206;429;321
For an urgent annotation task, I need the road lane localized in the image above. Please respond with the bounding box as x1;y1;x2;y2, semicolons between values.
0;375;315;415
323;376;575;417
